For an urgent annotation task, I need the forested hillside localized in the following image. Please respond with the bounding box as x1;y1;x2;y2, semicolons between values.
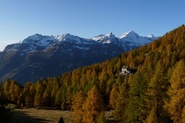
0;31;156;84
1;25;185;122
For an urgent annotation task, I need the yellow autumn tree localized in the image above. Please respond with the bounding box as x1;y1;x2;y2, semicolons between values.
82;85;104;123
182;107;185;123
165;60;185;123
109;85;119;109
72;91;86;123
146;107;157;123
146;60;168;123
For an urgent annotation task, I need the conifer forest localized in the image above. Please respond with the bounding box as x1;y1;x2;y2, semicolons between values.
1;25;185;123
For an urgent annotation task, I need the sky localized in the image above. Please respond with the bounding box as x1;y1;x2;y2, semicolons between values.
0;0;185;51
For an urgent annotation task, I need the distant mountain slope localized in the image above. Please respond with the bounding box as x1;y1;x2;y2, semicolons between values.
0;31;157;84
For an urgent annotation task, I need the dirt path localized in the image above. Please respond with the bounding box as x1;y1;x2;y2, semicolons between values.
12;108;72;123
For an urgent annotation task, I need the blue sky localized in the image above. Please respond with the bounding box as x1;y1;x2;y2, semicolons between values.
0;0;185;51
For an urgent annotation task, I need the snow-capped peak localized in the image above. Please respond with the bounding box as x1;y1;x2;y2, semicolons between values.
3;31;158;53
55;33;85;44
21;33;42;43
147;34;155;38
119;31;139;39
19;34;58;51
55;33;72;41
92;32;117;43
118;31;158;47
106;32;114;37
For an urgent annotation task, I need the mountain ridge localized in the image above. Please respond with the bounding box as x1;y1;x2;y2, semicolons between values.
3;31;157;52
0;31;157;84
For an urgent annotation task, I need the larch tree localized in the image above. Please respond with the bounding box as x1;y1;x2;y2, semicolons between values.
113;78;129;121
72;91;86;123
23;82;35;107
82;85;104;123
0;82;5;105
9;81;16;102
3;80;11;101
146;107;158;123
51;77;60;107
182;107;185;123
14;84;22;106
54;87;63;109
43;85;52;107
98;69;108;93
146;60;168;123
165;59;185;123
109;85;119;109
34;82;45;108
125;70;148;123
97;111;106;123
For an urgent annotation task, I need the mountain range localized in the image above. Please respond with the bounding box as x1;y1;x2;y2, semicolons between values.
0;31;157;84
